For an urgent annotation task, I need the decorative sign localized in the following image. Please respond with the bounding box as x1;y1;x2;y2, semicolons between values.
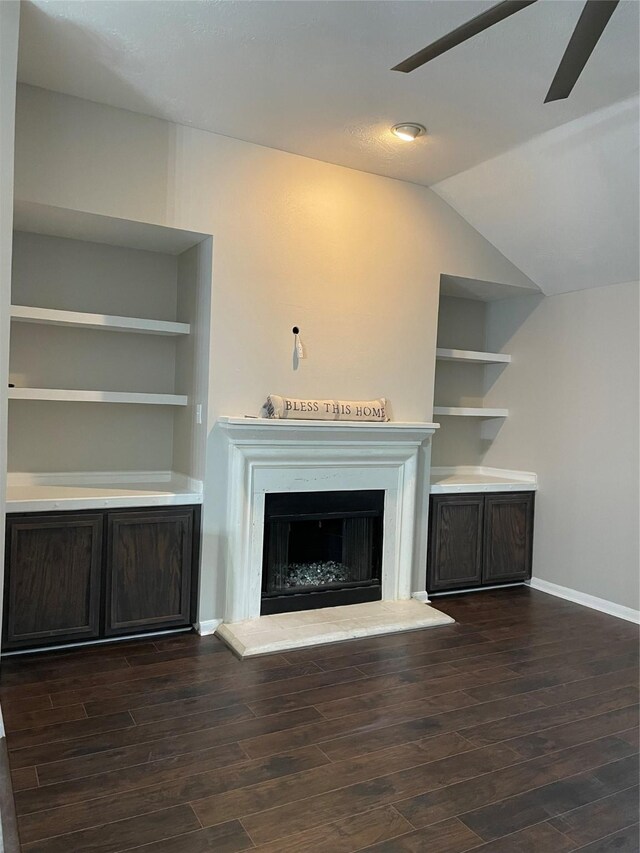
261;395;389;421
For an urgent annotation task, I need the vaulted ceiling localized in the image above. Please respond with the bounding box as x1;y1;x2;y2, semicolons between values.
16;0;640;293
433;96;639;295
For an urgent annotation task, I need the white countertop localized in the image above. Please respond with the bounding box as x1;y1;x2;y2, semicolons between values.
6;471;202;513
430;467;537;494
5;465;535;511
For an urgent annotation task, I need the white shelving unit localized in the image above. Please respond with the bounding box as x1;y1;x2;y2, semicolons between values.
11;305;190;336
9;388;188;406
429;280;538;492
431;283;517;469
8;202;213;508
436;348;511;364
433;406;508;418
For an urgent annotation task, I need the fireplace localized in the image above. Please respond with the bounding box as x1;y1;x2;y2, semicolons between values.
261;490;384;614
217;417;438;624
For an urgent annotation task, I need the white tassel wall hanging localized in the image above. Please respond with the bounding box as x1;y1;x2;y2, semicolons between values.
292;326;305;370
293;326;305;359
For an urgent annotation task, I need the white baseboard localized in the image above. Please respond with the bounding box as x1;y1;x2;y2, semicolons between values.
527;577;640;625
195;619;223;636
412;591;431;604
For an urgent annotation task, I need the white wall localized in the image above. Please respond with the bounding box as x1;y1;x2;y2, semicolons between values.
173;238;212;482
483;281;639;613
15;85;535;424
12;84;536;622
0;1;20;653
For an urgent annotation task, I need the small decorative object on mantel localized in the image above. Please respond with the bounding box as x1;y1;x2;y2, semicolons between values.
260;395;389;421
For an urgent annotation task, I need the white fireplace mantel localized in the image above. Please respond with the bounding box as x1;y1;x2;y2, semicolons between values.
218;416;439;442
218;416;439;623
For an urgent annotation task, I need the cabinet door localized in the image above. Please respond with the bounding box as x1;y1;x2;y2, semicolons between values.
427;495;484;592
105;508;194;635
483;492;534;584
4;514;102;649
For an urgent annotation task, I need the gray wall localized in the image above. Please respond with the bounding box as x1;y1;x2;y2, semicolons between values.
432;296;489;467
12;231;179;318
9;231;181;473
483;281;639;612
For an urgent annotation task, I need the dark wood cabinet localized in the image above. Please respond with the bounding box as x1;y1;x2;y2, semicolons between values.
105;508;194;635
483;493;534;584
4;514;102;649
428;491;534;594
428;495;484;591
3;505;200;650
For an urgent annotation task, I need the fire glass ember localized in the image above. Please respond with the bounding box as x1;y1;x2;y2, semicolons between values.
281;561;350;588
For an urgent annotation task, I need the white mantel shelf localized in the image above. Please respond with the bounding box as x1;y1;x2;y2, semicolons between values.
218;416;439;443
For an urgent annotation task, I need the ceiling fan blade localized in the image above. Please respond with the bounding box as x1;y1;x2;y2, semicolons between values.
545;0;619;102
392;0;538;73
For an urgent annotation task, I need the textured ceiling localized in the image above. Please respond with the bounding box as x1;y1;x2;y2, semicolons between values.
17;0;640;187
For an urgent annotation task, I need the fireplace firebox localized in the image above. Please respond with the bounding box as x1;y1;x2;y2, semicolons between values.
261;490;384;614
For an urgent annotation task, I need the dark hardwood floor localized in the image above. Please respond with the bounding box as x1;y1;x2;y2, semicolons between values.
1;587;638;852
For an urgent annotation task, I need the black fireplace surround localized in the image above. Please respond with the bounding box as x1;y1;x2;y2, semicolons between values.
261;490;384;615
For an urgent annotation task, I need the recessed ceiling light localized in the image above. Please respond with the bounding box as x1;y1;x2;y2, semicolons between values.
391;123;426;142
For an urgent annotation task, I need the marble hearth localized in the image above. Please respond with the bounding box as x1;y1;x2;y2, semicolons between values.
217;599;454;657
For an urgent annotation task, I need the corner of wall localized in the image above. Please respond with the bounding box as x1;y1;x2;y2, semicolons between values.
0;0;21;657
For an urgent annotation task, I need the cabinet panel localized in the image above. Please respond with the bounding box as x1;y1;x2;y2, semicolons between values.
483;493;534;583
4;514;102;648
105;508;194;635
428;495;484;591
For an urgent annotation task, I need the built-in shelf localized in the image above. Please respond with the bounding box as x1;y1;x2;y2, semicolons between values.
9;388;188;406
6;470;203;512
439;274;540;302
10;305;190;336
13;200;208;255
433;406;508;418
436;348;511;364
8;205;211;502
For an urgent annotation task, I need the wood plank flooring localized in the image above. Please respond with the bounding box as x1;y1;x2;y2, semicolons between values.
2;587;639;852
